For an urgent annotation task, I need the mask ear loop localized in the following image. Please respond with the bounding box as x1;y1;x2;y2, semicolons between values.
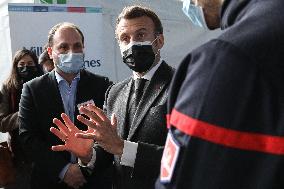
49;48;60;69
151;35;161;57
151;36;159;46
154;48;161;57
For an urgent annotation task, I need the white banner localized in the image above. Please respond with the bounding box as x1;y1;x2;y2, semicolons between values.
8;3;115;79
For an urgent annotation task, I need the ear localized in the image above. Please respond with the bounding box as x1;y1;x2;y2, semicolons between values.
156;34;164;50
47;47;53;60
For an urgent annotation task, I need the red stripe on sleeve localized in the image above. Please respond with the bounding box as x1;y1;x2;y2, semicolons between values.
169;108;284;155
166;114;171;129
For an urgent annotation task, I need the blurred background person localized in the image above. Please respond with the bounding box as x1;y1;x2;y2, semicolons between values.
38;49;54;73
0;49;43;189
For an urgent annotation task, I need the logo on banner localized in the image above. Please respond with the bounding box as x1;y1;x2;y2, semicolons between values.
27;46;43;57
84;59;101;67
160;131;180;183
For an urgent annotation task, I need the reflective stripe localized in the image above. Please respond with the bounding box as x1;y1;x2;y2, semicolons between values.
168;108;284;155
166;114;171;128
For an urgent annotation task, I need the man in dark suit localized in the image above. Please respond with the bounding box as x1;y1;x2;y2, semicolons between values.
18;22;111;189
50;5;175;189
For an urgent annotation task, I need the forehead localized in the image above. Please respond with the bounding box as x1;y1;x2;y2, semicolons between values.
19;55;33;62
52;26;82;46
116;16;155;35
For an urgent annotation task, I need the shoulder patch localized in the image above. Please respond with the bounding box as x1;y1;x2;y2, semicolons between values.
160;131;180;183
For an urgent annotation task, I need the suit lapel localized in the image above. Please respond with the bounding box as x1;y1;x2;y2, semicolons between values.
127;62;172;140
75;71;87;130
48;71;65;114
74;70;95;130
75;73;84;106
117;78;133;139
75;70;89;106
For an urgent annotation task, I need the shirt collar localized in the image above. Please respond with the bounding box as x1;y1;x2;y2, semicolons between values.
133;59;163;81
55;71;80;84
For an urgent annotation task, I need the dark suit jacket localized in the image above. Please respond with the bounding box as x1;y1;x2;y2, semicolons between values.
94;61;175;189
18;70;111;189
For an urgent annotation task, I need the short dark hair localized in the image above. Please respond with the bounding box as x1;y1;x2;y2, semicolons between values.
115;5;163;37
47;22;84;47
38;50;51;65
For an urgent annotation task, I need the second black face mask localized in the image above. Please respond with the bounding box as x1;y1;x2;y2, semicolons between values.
122;44;155;73
17;66;39;83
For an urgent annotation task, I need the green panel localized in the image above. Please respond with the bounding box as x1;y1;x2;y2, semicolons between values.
56;0;66;4
40;0;53;4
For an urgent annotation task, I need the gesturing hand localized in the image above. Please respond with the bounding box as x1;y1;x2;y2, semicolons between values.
50;113;94;161
76;104;124;156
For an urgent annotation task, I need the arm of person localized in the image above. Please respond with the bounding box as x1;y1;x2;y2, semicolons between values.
120;140;138;167
19;83;70;183
76;103;164;181
78;145;96;167
78;144;113;176
78;83;115;172
59;163;71;180
0;86;19;132
122;140;164;180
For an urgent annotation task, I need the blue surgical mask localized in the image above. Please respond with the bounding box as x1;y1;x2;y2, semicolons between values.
56;53;85;74
182;0;208;29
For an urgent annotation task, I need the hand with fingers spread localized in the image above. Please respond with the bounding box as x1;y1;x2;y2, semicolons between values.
76;104;124;156
50;113;94;162
63;163;86;189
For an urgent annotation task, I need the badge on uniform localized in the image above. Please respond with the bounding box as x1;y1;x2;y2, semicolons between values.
160;131;180;183
77;99;95;113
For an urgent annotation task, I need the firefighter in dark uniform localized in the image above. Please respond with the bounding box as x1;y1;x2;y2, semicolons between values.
156;0;284;188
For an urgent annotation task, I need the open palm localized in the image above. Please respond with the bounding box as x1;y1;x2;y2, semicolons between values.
50;113;94;159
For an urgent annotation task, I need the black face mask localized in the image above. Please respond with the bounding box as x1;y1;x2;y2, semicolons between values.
17;66;39;83
122;44;155;73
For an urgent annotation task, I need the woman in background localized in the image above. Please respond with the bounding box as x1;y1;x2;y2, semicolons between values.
0;49;43;189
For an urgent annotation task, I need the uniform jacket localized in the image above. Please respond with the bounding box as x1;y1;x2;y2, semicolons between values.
18;70;111;189
94;61;175;189
156;0;284;189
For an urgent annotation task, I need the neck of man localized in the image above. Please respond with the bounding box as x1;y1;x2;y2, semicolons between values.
205;0;224;29
55;67;78;85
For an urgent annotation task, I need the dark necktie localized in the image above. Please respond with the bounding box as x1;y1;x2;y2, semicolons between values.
125;78;147;137
133;78;147;107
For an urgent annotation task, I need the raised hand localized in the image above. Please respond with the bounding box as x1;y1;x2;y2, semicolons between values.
76;104;124;156
50;113;94;161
